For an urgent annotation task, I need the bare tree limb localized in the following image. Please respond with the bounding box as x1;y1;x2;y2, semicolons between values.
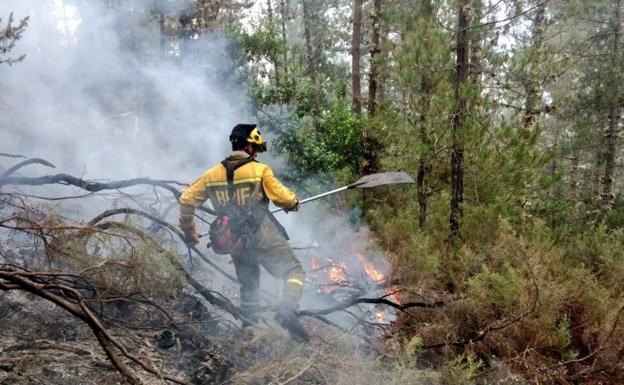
298;296;444;317
88;208;237;284
90;219;244;322
0;267;192;385
0;153;26;159
1;158;56;177
0;173;216;216
276;350;320;385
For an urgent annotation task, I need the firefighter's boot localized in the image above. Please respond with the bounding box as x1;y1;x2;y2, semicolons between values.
241;304;260;328
275;276;309;341
275;306;309;342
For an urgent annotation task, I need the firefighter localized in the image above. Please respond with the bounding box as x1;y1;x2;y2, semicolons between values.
178;123;307;339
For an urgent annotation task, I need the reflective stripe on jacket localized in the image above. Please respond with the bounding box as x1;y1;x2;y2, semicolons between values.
179;151;298;214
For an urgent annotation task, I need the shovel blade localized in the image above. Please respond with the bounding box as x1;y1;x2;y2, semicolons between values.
352;171;414;188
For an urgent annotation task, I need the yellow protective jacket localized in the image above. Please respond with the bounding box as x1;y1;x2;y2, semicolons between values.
179;151;298;232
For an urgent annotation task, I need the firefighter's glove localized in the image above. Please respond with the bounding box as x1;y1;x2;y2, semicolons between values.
284;200;299;214
180;222;199;247
183;231;200;247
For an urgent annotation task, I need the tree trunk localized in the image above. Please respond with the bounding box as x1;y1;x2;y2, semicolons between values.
569;153;580;203
302;0;321;129
415;0;435;230
267;0;274;21
158;11;167;56
450;0;470;241
368;0;382;116
601;0;623;208
469;0;482;81
280;0;289;78
602;106;621;206
523;2;546;129
267;0;281;89
417;159;431;229
351;0;363;115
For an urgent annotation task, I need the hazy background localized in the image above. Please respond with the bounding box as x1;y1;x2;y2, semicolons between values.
0;0;391;327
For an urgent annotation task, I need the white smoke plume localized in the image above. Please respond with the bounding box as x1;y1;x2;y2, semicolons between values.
0;0;393;330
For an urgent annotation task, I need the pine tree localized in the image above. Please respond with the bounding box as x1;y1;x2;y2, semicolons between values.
450;0;471;241
0;13;28;66
351;0;363;115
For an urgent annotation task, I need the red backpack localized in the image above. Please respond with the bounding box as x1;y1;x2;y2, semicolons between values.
208;157;257;255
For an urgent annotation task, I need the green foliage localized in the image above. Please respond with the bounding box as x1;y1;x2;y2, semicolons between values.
267;85;381;179
224;0;624;381
441;353;484;385
562;224;624;291
466;263;524;315
552;313;579;361
406;335;425;355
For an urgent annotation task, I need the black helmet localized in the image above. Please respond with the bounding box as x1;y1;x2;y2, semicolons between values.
229;123;267;152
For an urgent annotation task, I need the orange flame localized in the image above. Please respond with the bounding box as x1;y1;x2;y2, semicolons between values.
309;252;401;323
328;264;347;283
354;252;385;283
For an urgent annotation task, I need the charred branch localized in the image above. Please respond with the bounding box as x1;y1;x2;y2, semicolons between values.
91;219;244;322
89;207;238;284
298;296;444;317
0;153;26;159
1;158;56;177
0;265;192;385
0;173;216;216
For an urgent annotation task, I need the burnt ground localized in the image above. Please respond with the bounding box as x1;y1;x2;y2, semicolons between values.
0;290;234;385
0;287;446;385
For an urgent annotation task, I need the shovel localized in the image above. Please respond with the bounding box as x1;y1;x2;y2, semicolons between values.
198;172;414;238
271;171;414;214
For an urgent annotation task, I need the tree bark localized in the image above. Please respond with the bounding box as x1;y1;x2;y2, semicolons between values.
569;153;580;203
469;0;482;81
351;0;363;115
267;0;281;89
450;0;470;241
602;106;621;206
414;0;435;229
280;0;289;78
368;0;382;116
302;0;321;129
523;2;546;130
417;160;431;229
601;0;623;208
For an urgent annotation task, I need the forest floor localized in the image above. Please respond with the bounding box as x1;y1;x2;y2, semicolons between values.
0;286;449;385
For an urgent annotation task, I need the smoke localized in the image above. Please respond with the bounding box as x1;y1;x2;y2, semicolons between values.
1;0;245;181
0;0;392;330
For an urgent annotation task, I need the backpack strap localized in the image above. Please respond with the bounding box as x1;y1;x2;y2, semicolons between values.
220;157;256;205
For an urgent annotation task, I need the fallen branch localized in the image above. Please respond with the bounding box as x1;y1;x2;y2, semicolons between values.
297;296;444;317
1;158;56;177
277;350;320;385
0;173;216;216
89;208;238;284
542;302;624;378
91;220;243;321
0;153;26;159
0;266;192;385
